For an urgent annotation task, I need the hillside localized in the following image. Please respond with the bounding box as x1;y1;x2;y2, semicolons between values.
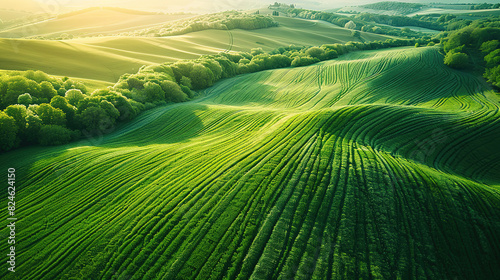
407;8;500;17
337;1;425;16
0;8;193;39
0;17;394;82
337;2;500;18
0;46;499;279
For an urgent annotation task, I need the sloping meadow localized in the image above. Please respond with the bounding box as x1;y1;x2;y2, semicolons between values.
0;46;499;279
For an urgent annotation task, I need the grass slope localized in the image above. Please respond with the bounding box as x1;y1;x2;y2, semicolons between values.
0;8;193;38
0;17;394;83
1;46;499;279
407;8;500;17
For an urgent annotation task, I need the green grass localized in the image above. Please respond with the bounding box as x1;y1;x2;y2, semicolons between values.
0;16;394;84
399;26;440;34
0;8;193;39
407;8;500;17
1;46;499;279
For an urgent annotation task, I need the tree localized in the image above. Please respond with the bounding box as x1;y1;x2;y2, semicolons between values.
0;111;17;151
160;81;188;103
99;100;120;121
189;64;214;89
39;81;57;100
484;49;500;68
18;93;33;106
484;65;500;87
79;106;109;133
3;76;29;108
141;82;165;102
480;40;500;54
4;105;27;140
38;125;72;146
291;56;319;67
345;20;356;30
51;96;77;127
415;43;420;48
180;76;192;89
126;77;144;90
25;110;43;144
35;103;66;126
306;47;325;59
65;89;85;106
352;30;361;39
444;52;469;69
251;48;265;56
443;28;472;53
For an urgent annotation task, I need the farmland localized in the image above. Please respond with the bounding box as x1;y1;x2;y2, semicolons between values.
1;46;499;279
0;16;393;83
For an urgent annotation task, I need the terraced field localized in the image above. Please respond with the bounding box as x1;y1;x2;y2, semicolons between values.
1;46;499;279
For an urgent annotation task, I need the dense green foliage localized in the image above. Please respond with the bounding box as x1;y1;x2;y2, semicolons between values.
354;13;444;31
281;8;429;37
118;11;279;37
279;5;497;34
444;50;469;69
441;18;500;87
362;1;425;14
0;37;432;151
470;3;500;10
1;47;499;280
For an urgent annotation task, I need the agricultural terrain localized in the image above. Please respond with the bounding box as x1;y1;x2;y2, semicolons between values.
0;16;393;83
1;46;499;279
0;8;193;39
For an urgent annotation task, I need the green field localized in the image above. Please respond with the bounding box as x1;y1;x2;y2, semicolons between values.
0;8;193;38
399;26;440;34
0;16;394;83
1;46;499;279
407;8;500;17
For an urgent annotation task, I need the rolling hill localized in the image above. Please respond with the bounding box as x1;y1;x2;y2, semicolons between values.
0;46;499;279
0;7;193;39
0;17;394;83
407;8;500;17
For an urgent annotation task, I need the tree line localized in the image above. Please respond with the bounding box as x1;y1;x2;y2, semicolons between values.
117;11;279;38
361;1;425;14
0;38;435;152
276;6;486;36
279;8;429;38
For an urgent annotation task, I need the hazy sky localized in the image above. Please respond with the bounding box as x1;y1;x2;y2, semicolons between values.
3;0;499;14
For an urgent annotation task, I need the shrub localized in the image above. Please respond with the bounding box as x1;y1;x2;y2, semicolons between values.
306;47;325;59
444;52;469;69
345;20;356;30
